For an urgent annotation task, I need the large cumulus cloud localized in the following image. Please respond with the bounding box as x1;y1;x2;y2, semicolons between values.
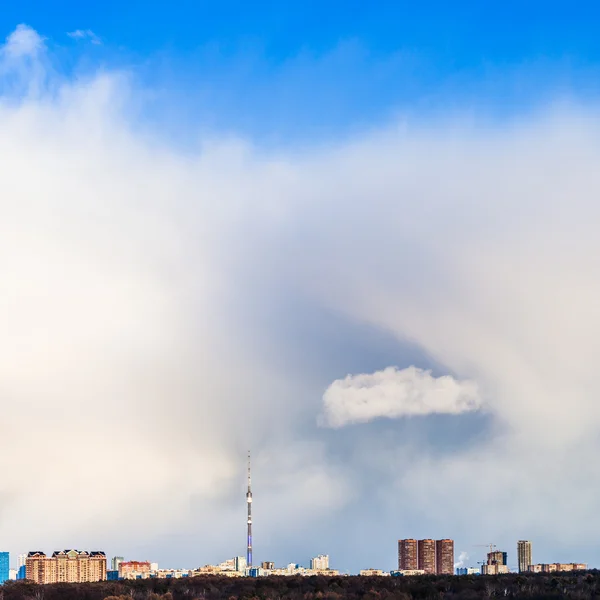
2;22;600;572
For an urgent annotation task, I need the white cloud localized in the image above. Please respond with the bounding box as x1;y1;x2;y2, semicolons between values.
0;24;49;98
3;23;44;58
321;366;481;427
67;29;101;45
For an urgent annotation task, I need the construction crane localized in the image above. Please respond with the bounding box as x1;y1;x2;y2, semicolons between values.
473;544;498;569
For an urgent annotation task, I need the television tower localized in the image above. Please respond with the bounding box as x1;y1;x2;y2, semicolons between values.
246;450;252;567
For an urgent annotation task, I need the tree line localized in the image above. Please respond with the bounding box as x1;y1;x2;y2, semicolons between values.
1;572;599;600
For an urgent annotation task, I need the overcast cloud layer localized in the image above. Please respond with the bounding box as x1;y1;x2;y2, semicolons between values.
3;24;600;571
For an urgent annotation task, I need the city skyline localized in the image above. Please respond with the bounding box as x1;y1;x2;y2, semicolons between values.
0;458;586;574
1;539;588;581
0;530;590;581
0;454;579;576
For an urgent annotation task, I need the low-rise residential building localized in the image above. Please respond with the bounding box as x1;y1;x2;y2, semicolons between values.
359;569;390;576
285;563;304;575
528;563;587;573
153;569;191;578
218;558;236;571
194;557;247;575
543;564;557;573
391;569;426;576
238;562;340;577
118;561;151;579
456;567;480;575
196;564;222;575
528;564;542;573
481;564;509;575
220;570;244;577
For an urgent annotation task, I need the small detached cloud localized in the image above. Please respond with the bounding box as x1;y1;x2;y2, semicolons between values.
67;29;101;45
321;366;482;428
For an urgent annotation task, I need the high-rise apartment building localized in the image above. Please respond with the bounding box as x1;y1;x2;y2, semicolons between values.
435;539;454;575
111;556;124;572
418;539;436;574
26;552;45;583
399;538;454;573
25;550;106;584
310;555;329;570
488;551;507;566
398;539;418;570
517;541;532;573
0;552;9;584
17;553;26;580
235;556;247;572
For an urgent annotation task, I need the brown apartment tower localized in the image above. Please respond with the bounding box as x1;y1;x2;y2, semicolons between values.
398;539;418;570
418;539;436;574
436;539;454;575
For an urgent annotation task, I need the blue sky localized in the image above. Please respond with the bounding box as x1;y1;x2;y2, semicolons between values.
4;1;600;142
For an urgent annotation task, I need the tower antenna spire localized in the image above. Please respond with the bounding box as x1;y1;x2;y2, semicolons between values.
246;451;252;567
